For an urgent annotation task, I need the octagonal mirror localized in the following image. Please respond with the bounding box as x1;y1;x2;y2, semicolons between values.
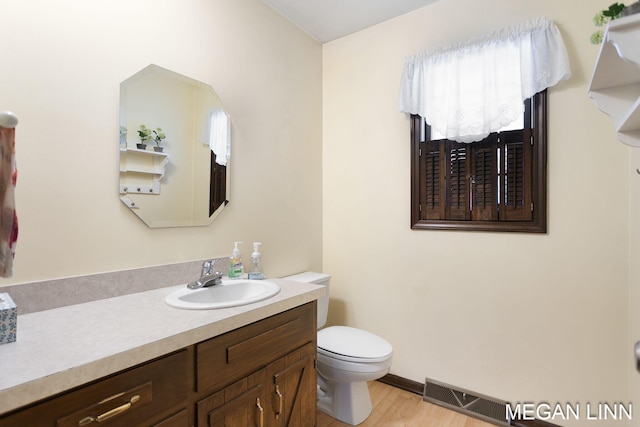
119;64;230;227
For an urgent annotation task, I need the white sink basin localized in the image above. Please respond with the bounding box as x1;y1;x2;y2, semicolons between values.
165;279;280;310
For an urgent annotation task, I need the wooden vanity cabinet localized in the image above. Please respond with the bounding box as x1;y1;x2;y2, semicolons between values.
196;342;316;427
0;301;317;427
195;302;317;426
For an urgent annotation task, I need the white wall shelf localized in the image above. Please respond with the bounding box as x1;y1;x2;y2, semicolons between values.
119;147;169;195
589;13;640;147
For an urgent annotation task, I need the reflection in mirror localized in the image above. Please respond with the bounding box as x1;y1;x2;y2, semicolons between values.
119;64;230;228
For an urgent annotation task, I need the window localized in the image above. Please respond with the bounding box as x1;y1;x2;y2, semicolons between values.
411;91;547;233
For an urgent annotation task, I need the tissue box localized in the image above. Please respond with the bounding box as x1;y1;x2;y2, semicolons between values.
0;293;17;344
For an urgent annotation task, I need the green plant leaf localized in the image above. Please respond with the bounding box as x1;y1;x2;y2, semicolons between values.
603;2;625;18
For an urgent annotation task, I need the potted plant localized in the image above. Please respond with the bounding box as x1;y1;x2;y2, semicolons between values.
136;124;151;149
591;2;626;44
152;128;166;152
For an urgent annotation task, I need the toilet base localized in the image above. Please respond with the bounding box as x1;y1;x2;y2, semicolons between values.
317;378;373;425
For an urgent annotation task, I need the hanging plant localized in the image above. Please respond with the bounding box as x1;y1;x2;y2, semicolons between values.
591;2;626;44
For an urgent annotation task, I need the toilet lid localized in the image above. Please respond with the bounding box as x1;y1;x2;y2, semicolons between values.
318;326;392;362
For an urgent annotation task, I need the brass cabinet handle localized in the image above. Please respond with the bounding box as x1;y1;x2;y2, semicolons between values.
77;395;141;426
275;385;283;419
256;398;264;427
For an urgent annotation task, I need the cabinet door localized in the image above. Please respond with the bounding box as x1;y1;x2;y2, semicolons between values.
197;369;267;427
151;409;190;427
266;342;316;427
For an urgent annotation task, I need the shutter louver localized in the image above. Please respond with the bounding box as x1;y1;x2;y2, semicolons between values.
501;130;532;221
420;141;445;220
446;144;470;220
471;138;498;221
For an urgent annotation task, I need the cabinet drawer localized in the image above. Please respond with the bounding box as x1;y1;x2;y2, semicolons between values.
196;302;316;392
0;350;189;427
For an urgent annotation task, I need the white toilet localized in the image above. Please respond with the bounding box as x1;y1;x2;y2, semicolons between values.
284;272;393;425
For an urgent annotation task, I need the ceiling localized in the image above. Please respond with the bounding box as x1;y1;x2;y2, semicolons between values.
260;0;439;43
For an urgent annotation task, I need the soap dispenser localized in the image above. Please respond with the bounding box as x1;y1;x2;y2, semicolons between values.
229;242;244;279
248;242;265;280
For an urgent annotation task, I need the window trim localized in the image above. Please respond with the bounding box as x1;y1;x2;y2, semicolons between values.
410;91;547;233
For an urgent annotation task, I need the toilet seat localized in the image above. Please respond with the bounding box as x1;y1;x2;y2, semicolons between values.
318;326;393;363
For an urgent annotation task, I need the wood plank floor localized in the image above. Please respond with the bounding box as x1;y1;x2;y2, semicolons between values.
317;381;495;427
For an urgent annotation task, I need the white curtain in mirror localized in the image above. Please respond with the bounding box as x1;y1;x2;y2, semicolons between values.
398;17;571;143
200;108;230;166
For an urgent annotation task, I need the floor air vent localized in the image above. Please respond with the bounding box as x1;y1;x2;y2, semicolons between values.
423;378;510;426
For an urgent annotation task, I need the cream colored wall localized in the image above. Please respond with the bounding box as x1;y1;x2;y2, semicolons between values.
323;1;631;425
3;0;636;423
0;0;323;284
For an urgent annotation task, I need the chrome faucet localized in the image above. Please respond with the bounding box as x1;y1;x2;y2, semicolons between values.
187;258;225;289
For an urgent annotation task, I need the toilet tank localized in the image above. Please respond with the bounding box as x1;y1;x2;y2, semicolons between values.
283;271;330;329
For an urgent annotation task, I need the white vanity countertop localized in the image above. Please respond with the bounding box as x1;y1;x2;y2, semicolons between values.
0;278;324;414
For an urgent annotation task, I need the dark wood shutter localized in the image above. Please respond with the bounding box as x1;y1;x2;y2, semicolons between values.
500;130;532;221
419;140;445;220
410;91;545;232
210;151;227;217
445;143;470;220
417;132;533;224
471;137;498;221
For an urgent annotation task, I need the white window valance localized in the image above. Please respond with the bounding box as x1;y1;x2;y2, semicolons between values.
200;108;230;166
398;17;571;143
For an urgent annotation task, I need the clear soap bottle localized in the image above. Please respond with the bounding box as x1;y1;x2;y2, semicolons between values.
248;242;264;280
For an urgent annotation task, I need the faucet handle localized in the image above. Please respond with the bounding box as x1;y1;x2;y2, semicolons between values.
201;260;214;276
201;258;228;276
